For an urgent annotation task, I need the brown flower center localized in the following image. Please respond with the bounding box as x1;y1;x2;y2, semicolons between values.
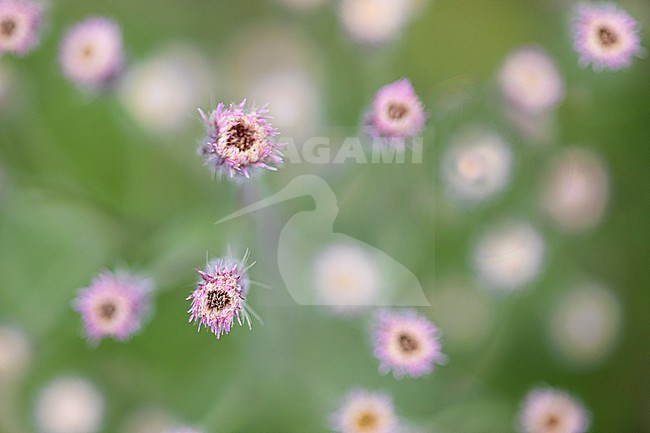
545;414;560;429
207;290;231;311
598;26;618;47
398;332;419;353
226;121;255;152
387;103;408;120
99;302;117;320
1;19;16;37
356;411;378;430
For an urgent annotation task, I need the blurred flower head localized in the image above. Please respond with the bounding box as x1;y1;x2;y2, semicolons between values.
187;251;256;339
499;47;564;113
472;221;545;292
365;78;426;143
313;243;381;312
330;388;398;433
549;283;622;367
199;100;284;179
339;0;411;45
372;309;444;378
0;0;42;56
0;324;31;379
73;270;154;342
35;376;104;433
120;44;212;135
59;17;124;89
442;129;513;203
518;387;589;433
122;407;177;433
540;147;608;232
572;2;643;70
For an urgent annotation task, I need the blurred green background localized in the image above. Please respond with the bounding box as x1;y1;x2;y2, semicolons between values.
1;0;649;432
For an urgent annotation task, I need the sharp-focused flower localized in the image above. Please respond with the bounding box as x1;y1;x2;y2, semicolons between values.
442;129;512;203
34;376;104;433
313;243;382;312
0;0;42;56
540;148;608;232
0;324;31;379
120;44;212;135
365;78;426;143
339;0;411;45
330;389;398;433
472;221;545;292
59;17;124;89
549;283;621;367
572;3;643;70
372;309;444;378
187;251;257;339
518;388;589;433
73;270;153;342
198;100;284;178
499;47;564;113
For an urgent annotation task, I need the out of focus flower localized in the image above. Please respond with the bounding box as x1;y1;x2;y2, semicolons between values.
499;47;564;114
59;17;123;89
120;44;212;135
313;243;381;312
249;69;321;138
372;309;444;378
0;325;31;379
549;283;622;367
339;0;411;45
572;2;643;70
442;129;512;203
365;78;425;144
0;0;42;56
540;148;608;232
472;221;545;292
122;408;176;433
518;387;589;433
34;377;104;433
330;389;398;433
73;270;153;342
198;100;284;178
187;251;256;339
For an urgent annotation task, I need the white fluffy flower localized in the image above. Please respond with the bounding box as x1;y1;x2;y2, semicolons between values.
34;377;104;433
339;0;411;44
519;388;589;433
472;222;545;291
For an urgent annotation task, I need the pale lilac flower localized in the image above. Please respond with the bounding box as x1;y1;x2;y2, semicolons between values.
572;3;643;70
339;0;410;45
499;47;564;113
187;251;257;339
59;17;124;89
472;221;545;292
198;100;284;178
0;324;31;379
518;388;589;433
0;0;42;56
34;376;104;433
73;270;153;342
330;389;398;433
365;78;426;143
372;309;444;378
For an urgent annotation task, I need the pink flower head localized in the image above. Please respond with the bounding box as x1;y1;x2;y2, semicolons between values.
73;270;153;342
572;3;643;70
187;251;256;339
330;388;398;433
0;0;43;56
518;387;590;433
372;309;445;378
59;17;124;89
198;100;284;179
365;78;426;143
